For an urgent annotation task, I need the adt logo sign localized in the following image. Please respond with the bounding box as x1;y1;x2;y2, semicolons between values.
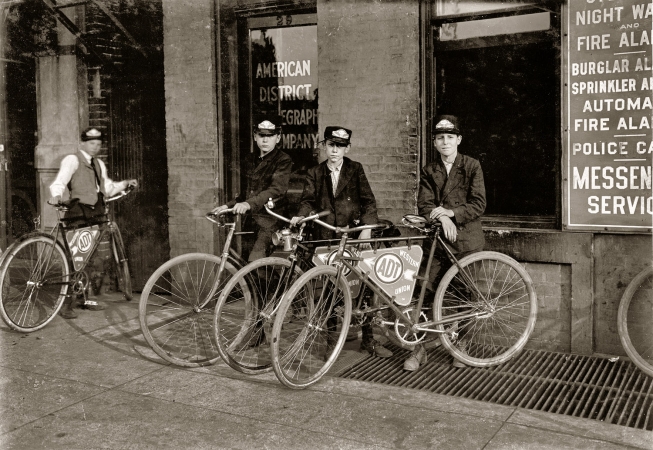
77;230;94;253
374;253;404;284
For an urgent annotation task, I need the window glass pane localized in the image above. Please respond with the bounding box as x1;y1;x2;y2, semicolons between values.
250;26;318;174
440;12;550;41
433;13;560;220
434;0;537;17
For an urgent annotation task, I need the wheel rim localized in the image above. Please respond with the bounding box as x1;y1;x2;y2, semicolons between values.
0;237;68;331
215;258;301;373
436;254;536;365
140;255;232;366
273;267;351;388
619;268;653;377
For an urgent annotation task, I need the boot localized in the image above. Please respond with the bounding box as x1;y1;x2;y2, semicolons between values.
59;297;78;319
403;344;427;371
359;324;393;358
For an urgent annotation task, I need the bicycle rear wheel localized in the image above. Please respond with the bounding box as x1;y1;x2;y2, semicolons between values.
618;266;653;378
139;253;239;367
109;223;132;301
213;257;303;374
270;265;351;389
434;251;537;367
0;234;70;332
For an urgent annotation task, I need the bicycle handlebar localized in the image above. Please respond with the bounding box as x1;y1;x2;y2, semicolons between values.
47;186;135;209
312;218;389;234
205;207;236;223
263;204;330;226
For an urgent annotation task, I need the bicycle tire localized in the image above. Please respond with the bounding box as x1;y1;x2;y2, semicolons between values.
213;257;304;374
139;252;240;367
434;251;537;367
270;265;352;389
618;265;653;378
0;235;70;332
109;223;132;301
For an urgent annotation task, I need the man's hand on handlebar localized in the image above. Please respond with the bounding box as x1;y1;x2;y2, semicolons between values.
126;179;138;189
290;216;305;227
48;195;62;206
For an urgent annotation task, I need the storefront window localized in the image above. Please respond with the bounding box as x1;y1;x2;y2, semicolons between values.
433;5;561;226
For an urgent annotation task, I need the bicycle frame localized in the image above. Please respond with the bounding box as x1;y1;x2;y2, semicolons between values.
38;190;133;292
325;225;493;338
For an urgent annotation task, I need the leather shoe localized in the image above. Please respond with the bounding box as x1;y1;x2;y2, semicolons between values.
360;338;393;358
80;298;106;311
403;345;427;371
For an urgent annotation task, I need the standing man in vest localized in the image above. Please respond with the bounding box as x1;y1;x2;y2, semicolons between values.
49;127;138;319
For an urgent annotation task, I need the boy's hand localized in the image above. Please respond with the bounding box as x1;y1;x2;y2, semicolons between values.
439;216;457;242
290;216;305;227
127;179;138;189
233;202;251;215
430;206;454;220
212;205;228;215
358;228;372;250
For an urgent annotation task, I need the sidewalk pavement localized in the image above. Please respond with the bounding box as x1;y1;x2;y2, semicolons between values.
1;293;651;450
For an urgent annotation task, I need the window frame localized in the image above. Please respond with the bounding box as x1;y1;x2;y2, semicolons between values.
427;5;562;230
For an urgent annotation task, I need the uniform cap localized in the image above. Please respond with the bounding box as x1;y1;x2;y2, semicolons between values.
432;115;461;136
323;126;352;145
81;127;103;142
253;114;283;136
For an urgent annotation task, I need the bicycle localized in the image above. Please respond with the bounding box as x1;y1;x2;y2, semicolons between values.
617;264;653;378
211;204;332;374
269;214;538;389
138;208;253;367
0;189;134;333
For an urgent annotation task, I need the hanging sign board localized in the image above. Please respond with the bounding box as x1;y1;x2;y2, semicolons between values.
566;0;653;232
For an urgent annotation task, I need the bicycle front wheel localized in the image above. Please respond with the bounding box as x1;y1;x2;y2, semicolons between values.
139;253;239;367
109;223;132;301
434;251;537;367
0;235;70;332
270;265;352;389
618;265;653;378
214;257;303;374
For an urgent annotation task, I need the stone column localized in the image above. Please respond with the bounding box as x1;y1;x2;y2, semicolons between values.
34;7;87;229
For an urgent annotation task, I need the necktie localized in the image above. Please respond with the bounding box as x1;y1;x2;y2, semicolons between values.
328;165;340;193
90;157;101;192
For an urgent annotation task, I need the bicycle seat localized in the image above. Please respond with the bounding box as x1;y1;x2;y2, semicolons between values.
402;214;427;225
372;218;400;238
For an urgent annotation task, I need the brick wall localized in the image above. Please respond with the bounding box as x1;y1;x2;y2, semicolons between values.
163;0;218;256
317;0;420;225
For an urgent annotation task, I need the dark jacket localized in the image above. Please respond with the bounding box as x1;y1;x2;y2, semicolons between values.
298;157;378;240
228;147;292;228
418;153;486;253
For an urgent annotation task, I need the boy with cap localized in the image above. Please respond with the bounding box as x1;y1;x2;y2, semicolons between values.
290;126;393;359
213;114;292;262
403;114;486;371
49;127;138;318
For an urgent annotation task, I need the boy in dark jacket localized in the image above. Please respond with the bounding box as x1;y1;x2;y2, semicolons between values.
291;126;392;359
404;114;486;371
213;114;292;262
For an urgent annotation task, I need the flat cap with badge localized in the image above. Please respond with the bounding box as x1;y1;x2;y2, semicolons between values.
432;115;462;136
322;126;352;146
253;114;283;136
81;127;103;142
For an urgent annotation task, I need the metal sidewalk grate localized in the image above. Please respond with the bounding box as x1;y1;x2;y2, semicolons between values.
336;345;653;431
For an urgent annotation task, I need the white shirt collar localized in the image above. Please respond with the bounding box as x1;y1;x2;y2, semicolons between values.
79;149;93;163
327;160;343;172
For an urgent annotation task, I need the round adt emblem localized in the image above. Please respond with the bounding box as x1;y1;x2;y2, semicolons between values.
374;253;403;284
326;249;353;275
77;230;94;253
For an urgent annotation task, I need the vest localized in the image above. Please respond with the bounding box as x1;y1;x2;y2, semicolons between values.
68;151;106;206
